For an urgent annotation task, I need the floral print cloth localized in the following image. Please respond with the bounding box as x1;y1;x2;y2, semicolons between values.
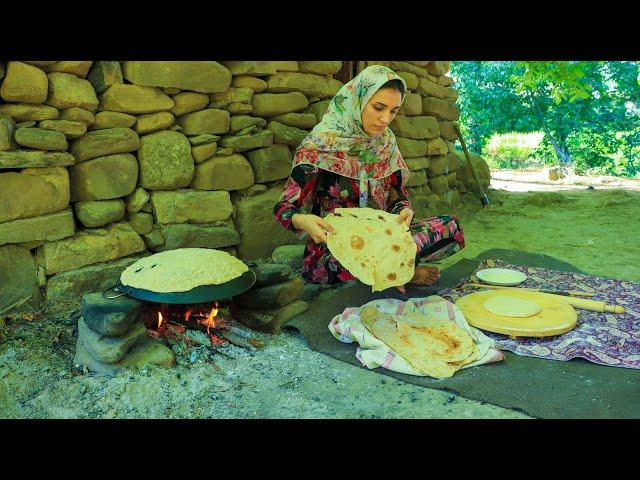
293;65;410;210
273;165;465;285
439;259;640;369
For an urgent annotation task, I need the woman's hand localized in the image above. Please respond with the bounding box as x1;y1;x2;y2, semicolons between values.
397;208;414;228
292;213;335;243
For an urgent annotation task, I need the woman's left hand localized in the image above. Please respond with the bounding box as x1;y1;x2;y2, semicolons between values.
397;208;414;228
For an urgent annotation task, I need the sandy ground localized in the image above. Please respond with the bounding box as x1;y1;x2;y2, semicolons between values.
1;170;638;419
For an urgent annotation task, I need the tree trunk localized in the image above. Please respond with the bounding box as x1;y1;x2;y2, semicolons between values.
545;133;573;165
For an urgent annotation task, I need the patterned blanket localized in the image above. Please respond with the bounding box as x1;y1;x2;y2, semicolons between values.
439;259;640;369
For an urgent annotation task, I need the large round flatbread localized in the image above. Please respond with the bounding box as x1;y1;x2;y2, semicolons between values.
483;295;542;318
324;207;416;292
120;248;249;293
360;306;475;378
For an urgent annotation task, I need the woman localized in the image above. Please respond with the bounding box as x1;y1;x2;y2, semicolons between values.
273;65;465;293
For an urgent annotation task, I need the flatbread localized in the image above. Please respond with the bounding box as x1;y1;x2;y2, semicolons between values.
120;248;248;293
324;207;416;292
360;306;475;378
483;295;542;318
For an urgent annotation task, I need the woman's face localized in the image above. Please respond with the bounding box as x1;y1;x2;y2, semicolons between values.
361;87;402;136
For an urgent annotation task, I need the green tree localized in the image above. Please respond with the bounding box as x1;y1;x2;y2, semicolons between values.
451;61;640;176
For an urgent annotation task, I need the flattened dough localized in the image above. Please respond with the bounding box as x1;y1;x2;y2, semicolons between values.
483;295;542;318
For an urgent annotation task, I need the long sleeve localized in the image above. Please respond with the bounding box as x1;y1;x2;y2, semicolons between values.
387;170;413;215
273;164;320;232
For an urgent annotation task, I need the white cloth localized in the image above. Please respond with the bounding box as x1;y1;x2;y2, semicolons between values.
328;295;504;376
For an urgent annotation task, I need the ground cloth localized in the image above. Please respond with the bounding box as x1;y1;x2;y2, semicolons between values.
439;259;640;369
286;249;640;418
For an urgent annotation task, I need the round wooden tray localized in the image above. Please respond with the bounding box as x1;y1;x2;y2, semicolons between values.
455;289;578;338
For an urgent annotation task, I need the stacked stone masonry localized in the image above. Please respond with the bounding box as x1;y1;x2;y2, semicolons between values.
0;60;490;315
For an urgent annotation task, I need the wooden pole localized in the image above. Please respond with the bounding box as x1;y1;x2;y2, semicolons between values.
454;123;490;207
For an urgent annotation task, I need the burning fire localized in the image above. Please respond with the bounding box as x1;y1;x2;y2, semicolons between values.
148;302;224;345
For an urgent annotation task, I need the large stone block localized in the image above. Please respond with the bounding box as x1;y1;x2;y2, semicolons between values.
251;92;308;117
191;142;217;163
78;316;147;364
223;61;299;76
0;150;75;169
252;262;292;287
234;277;304;310
220;130;273;152
137;130;194;190
0;245;39;314
266;121;307;148
428;175;449;195
427;153;456;177
307;100;330;122
0;61;48;104
69;154;138;201
456;152;491;193
128;212;153;235
270;112;317;129
0;103;59;122
74;200;126;228
0;167;69;223
438;120;459;141
232;76;267;92
150;189;233;224
398;92;422;116
100;84;174;114
396;137;427;158
59;107;95;125
209;87;253;104
44;254;147;305
191;154;254;191
170;92;209;116
74;336;174;375
405;170;428;187
123;61;232;93
416;77;451;99
154;224;240;251
0;114;16;151
299;61;342;75
265;72;342;99
135;111;175;135
86;61;123;95
425;137;449;156
14;127;68;151
245;144;292;183
38;120;87;139
422;97;460;121
38;222;145;275
396;71;419;90
426;61;448;76
234;184;298;260
45;61;93;78
405;156;430;171
229;115;266;134
389;115;439;139
176;108;230;135
91;111;137;130
0;208;74;246
437;76;455;87
125;187;150;214
81;292;142;337
46;72;99;111
69;127;140;163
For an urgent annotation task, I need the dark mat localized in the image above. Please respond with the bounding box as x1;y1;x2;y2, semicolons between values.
286;249;640;418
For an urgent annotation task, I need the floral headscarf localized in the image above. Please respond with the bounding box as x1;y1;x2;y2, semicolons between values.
293;65;410;209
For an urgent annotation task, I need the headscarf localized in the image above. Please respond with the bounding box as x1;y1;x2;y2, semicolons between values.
293;65;410;209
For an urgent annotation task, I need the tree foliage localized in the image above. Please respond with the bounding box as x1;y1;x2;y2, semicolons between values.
451;61;640;177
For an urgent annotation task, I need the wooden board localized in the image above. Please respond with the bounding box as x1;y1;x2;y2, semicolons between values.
455;290;577;338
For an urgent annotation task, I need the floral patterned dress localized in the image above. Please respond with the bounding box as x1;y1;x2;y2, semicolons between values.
274;164;465;285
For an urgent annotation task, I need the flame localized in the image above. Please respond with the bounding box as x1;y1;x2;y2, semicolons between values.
157;312;164;329
184;307;193;323
202;303;219;329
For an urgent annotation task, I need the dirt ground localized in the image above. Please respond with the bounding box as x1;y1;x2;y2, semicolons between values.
1;169;638;419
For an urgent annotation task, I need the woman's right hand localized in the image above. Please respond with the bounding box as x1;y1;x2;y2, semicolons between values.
291;213;335;244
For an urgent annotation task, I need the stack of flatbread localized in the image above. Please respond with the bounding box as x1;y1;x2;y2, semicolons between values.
360;305;481;378
324;207;416;292
120;248;249;293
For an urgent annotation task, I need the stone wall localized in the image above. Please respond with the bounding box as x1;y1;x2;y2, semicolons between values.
0;60;490;314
